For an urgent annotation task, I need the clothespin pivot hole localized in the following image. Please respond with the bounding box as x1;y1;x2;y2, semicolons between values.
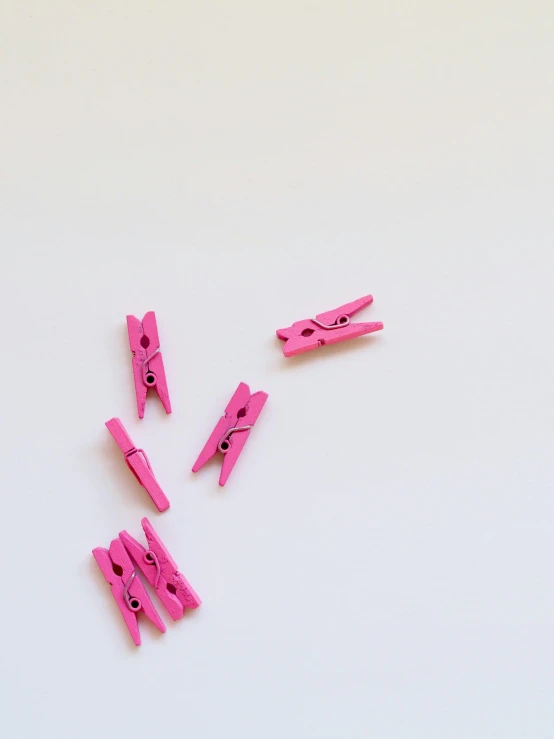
144;371;157;386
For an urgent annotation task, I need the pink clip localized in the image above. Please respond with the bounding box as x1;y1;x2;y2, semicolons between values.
276;294;383;357
92;537;166;646
127;311;171;418
106;417;170;512
119;517;201;621
192;382;268;486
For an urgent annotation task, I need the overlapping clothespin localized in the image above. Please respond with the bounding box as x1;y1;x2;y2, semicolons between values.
192;382;268;486
127;311;171;418
276;294;383;357
106;417;170;512
120;517;201;621
92;537;166;646
93;518;200;645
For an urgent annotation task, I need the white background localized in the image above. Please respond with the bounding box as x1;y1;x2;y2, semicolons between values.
2;2;554;738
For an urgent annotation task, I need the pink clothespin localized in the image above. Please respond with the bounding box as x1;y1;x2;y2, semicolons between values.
276;294;383;357
92;537;166;646
106;417;170;512
119;517;201;621
127;311;171;418
192;382;268;486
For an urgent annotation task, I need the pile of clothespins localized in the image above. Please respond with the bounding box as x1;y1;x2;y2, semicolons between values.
93;295;384;645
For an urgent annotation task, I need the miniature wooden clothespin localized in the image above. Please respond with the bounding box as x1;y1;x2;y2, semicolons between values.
127;311;171;418
192;382;268;486
92;537;166;646
276;295;383;357
120;517;201;621
93;518;200;645
106;417;170;512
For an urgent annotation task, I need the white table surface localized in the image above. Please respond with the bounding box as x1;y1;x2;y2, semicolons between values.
2;3;554;738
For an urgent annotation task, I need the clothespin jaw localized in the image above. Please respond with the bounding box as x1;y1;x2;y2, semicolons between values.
276;294;383;357
119;517;201;621
192;382;268;486
127;311;172;419
92;538;165;646
105;417;170;512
